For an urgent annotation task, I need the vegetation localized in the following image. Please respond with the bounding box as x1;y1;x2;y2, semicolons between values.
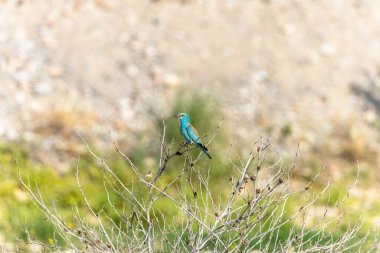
0;97;376;252
17;128;374;252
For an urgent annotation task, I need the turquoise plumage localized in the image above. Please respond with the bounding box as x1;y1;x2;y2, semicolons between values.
175;113;212;159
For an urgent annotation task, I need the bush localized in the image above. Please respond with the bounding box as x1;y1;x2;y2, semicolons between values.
19;122;374;252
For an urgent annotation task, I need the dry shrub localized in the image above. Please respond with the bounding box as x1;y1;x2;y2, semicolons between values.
19;120;374;252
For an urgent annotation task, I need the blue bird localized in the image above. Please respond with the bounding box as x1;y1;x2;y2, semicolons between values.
175;113;212;159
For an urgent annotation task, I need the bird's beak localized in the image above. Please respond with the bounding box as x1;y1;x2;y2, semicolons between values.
173;114;179;118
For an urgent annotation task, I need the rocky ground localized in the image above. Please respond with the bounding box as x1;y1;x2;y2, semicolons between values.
0;0;379;172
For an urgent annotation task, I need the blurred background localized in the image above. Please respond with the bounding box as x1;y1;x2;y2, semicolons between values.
0;0;380;250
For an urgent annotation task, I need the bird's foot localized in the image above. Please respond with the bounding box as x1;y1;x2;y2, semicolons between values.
180;141;189;147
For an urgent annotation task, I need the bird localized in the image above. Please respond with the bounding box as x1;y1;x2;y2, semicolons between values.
175;112;212;159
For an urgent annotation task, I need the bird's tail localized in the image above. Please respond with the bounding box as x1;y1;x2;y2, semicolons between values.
196;143;212;159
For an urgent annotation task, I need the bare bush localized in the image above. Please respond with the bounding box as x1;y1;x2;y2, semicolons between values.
19;120;371;252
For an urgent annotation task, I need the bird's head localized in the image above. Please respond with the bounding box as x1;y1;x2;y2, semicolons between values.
175;112;190;125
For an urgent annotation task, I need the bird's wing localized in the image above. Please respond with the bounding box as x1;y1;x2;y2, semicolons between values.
186;125;200;143
190;124;199;137
186;125;210;152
